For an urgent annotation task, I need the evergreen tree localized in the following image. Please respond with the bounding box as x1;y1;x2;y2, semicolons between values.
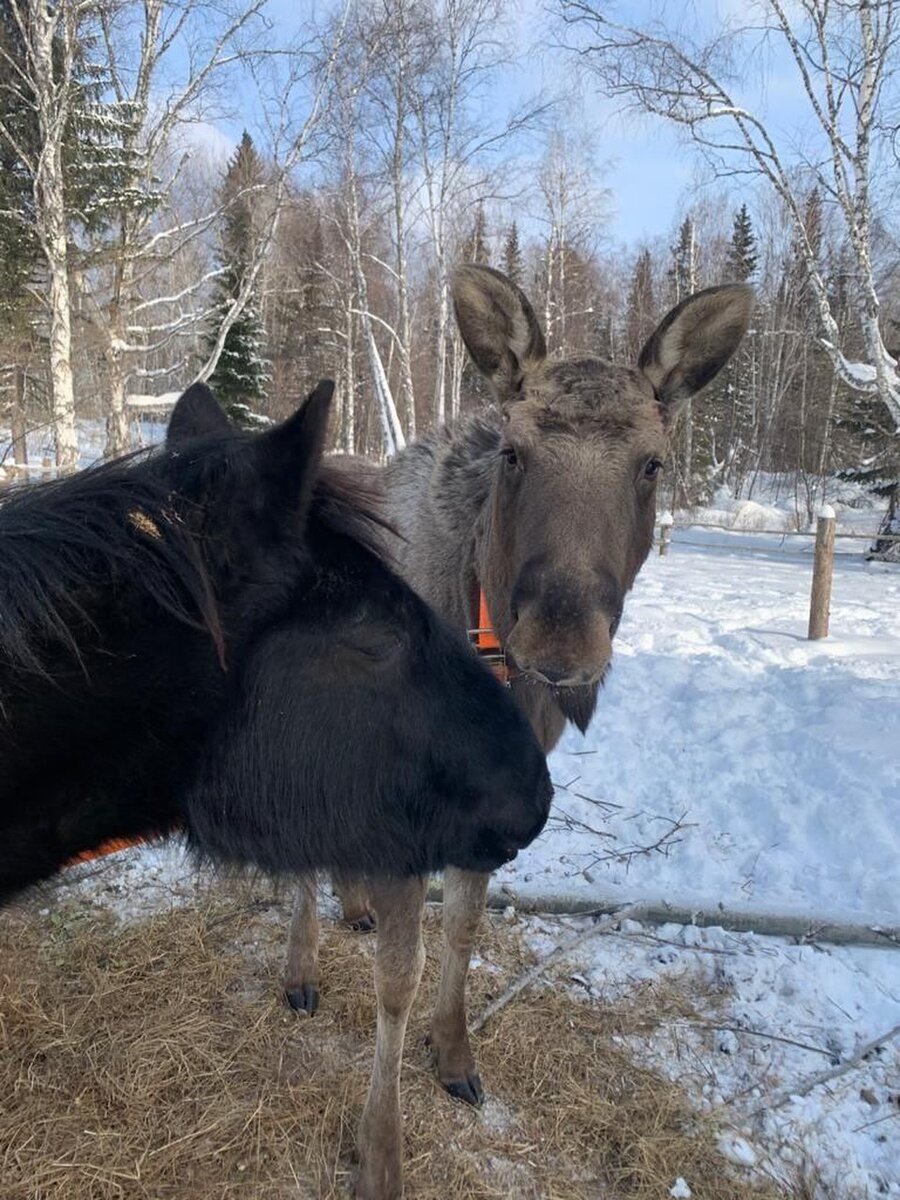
204;132;270;425
502;221;523;285
0;4;42;466
726;203;758;281
461;202;489;265
624;248;655;360
668;216;697;302
0;5;40;330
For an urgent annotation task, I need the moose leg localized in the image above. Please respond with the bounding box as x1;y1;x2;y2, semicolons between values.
332;870;375;932
284;872;321;1015
428;866;489;1106
356;875;427;1200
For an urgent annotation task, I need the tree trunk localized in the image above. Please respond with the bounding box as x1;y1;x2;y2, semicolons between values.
11;364;28;468
433;272;448;426
31;1;78;474
341;301;356;454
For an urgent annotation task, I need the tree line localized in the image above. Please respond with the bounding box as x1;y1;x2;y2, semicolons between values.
1;0;898;543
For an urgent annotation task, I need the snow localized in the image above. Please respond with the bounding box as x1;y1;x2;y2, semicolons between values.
494;529;900;928
57;842;900;1198
521;913;900;1198
3;447;898;1196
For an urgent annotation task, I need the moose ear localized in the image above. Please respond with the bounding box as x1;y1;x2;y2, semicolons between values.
638;284;753;425
166;382;231;446
452;264;547;398
258;379;334;520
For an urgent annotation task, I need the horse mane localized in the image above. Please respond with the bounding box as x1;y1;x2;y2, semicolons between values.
313;455;399;563
0;446;396;680
0;452;222;677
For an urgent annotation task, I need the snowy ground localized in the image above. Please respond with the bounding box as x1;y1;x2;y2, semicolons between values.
494;529;900;928
49;840;900;1200
488;521;899;1197
527;914;900;1199
5;446;898;1195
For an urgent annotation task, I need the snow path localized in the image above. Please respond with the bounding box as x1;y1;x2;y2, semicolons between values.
495;533;900;925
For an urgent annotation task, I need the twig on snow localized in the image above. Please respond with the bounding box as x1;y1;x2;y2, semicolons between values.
471;902;645;1034
749;1022;900;1118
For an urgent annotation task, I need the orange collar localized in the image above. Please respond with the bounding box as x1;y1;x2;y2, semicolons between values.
469;585;513;686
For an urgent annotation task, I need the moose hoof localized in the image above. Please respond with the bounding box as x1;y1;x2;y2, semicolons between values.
444;1072;484;1108
284;983;319;1015
344;910;376;934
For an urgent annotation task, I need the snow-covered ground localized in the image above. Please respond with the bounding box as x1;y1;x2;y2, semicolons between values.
490;522;899;1198
526;913;900;1199
495;530;900;928
5;445;898;1196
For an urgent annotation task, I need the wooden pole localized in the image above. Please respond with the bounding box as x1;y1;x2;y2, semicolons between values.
808;506;836;640
658;511;674;557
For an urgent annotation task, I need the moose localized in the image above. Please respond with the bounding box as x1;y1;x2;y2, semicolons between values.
285;269;753;1121
0;380;552;1200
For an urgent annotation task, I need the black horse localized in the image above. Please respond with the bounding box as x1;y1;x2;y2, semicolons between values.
0;381;551;1200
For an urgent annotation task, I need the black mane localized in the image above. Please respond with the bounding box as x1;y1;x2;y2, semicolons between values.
0;446;390;680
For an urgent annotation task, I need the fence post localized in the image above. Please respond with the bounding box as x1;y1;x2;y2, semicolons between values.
808;505;836;640
658;511;674;557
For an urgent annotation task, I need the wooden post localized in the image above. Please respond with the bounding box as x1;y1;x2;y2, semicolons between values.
808;505;836;640
659;511;674;557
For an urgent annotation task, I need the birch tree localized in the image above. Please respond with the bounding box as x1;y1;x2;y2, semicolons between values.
0;0;83;470
558;0;900;538
412;0;540;424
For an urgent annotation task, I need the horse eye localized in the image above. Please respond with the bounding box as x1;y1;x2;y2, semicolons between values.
643;458;663;481
357;636;402;663
500;446;519;469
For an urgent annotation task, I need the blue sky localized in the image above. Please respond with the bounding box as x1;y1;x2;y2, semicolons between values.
188;0;884;250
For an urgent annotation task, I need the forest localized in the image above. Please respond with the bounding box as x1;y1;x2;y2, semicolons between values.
1;0;898;537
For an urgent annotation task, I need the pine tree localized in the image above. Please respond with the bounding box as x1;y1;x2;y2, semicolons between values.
726;203;758;282
502;221;524;286
204;132;270;425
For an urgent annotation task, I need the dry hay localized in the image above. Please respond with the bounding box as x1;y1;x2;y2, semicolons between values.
0;880;788;1200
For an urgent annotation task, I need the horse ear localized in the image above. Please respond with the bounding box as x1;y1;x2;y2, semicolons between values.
452;264;547;400
258;379;334;519
638;284;754;426
167;382;231;446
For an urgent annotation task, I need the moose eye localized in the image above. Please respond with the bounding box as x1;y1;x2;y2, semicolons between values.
500;445;519;469
643;457;664;481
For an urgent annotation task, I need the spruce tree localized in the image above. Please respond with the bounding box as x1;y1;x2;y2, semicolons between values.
502;221;524;286
461;203;489;265
0;5;40;330
726;203;758;282
625;249;655;360
204;132;270;425
668;216;697;302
